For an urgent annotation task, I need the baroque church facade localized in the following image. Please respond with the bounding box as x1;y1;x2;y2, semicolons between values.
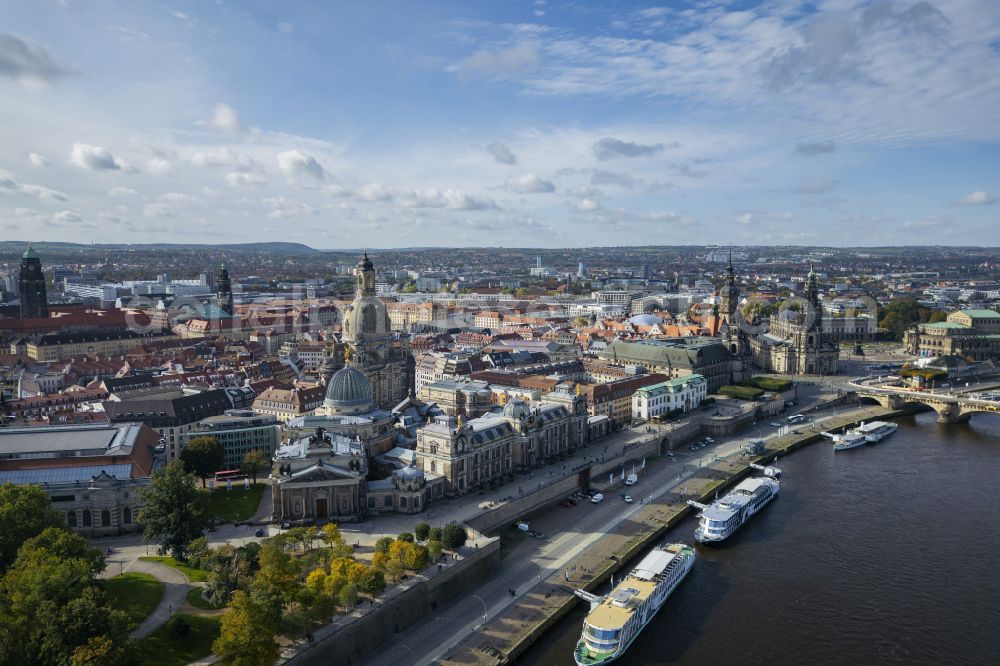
323;252;413;410
750;265;840;375
716;252;754;383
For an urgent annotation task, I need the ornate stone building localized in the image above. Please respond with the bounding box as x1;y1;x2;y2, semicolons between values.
216;262;233;316
751;266;839;375
323;253;413;410
717;251;754;383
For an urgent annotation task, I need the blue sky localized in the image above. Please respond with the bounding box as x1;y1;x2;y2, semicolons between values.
1;0;998;248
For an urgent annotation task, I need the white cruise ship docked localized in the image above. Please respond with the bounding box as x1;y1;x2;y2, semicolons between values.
856;420;898;443
689;477;779;543
574;543;695;665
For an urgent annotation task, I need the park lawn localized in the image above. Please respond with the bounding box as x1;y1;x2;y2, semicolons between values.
185;586;224;610
206;483;265;523
137;614;220;666
139;556;208;582
105;572;164;626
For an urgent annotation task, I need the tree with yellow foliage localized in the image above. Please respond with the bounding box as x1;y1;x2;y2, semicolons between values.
212;591;279;666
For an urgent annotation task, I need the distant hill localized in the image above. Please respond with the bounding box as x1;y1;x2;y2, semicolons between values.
0;241;319;255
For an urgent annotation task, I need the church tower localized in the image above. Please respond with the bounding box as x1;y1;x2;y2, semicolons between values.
18;244;48;320
805;263;820;330
216;262;233;316
719;248;739;325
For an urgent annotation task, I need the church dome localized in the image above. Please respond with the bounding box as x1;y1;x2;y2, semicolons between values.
627;313;663;326
22;244;39;260
393;465;425;491
502;398;531;421
324;365;373;413
343;298;391;342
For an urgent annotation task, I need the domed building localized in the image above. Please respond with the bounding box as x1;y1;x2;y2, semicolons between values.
627;313;664;327
327;252;413;410
323;365;374;415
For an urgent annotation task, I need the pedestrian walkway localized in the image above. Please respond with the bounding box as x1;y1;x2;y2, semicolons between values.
126;559;192;639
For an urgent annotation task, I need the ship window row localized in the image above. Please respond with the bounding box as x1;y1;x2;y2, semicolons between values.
585;625;620;641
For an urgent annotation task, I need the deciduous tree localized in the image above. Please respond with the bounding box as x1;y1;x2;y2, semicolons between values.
0;482;64;572
213;591;279;666
137;461;209;559
180;436;225;488
241;449;267;484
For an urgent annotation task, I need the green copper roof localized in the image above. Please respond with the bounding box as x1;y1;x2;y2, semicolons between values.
22;244;39;260
956;309;1000;318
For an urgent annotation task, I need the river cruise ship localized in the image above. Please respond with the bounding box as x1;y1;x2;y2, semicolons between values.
689;477;779;543
857;420;898;443
574;543;695;665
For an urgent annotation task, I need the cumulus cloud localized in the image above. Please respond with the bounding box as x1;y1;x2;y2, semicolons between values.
276;149;327;181
396;188;498;210
159;192;203;206
0;33;74;84
505;173;555;193
955;190;995;206
28;152;49;167
146;158;177;177
202;103;243;135
795;176;836;194
484;141;518;165
69;142;130;171
795;140;836;156
453;43;539;80
359;182;394;202
593;137;667;160
0;170;67;201
575;197;602;212
225;171;266;187
108;186;138;197
51;209;83;224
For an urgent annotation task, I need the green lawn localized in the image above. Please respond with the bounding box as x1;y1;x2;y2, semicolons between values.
206;483;266;523
139;556;209;582
185;586;224;610
105;572;164;626
137;614;220;666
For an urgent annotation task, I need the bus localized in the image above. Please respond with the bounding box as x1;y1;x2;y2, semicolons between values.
214;469;246;485
786;414;806;424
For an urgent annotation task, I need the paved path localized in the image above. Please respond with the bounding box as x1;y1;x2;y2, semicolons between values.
126;559;192;639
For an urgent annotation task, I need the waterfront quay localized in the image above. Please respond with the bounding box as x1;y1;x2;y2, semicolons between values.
440;404;905;666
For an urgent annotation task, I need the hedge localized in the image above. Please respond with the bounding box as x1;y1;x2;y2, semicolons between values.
746;377;793;392
718;385;765;401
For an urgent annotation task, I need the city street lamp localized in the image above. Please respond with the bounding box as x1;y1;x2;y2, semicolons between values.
473;594;487;620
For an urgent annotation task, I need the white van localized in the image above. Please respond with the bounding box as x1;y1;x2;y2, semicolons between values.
625;473;638;486
590;493;604;504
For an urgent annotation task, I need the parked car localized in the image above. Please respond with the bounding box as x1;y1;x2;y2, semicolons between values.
623;495;633;504
591;493;604;504
254;528;265;537
770;422;782;427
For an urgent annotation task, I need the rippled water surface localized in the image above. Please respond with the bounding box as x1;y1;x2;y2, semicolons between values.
518;412;1000;665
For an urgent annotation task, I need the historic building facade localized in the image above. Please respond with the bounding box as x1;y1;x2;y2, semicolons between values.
751;266;839;375
904;308;1000;361
323;253;413;410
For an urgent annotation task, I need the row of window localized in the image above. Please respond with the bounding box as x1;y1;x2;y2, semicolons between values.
67;507;133;528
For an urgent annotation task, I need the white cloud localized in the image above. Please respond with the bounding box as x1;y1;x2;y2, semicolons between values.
484;141;518;165
262;196;316;218
795;140;836;157
0;169;66;201
505;173;555;193
225;171;266;187
395;188;498;210
955;190;995;206
51;209;83;223
108;186;138;197
276;149;327;181
0;33;74;84
28;152;49;167
159;192;203;206
576;197;601;212
69;142;130;171
191;148;260;171
203;103;243;135
146;158;177;177
453;43;539;81
359;182;394;202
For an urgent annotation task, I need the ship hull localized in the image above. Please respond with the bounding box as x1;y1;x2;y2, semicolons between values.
574;549;694;666
693;486;778;544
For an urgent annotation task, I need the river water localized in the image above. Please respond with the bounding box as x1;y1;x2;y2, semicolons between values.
517;411;1000;665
